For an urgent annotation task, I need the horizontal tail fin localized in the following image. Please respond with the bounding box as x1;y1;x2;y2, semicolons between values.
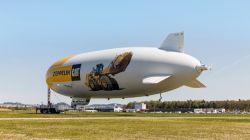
159;32;184;52
142;75;171;84
185;79;206;88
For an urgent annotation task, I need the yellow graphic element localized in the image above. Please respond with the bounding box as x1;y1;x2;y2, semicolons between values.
52;55;76;66
46;65;72;87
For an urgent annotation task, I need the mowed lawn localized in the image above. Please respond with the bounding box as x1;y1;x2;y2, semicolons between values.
0;110;250;140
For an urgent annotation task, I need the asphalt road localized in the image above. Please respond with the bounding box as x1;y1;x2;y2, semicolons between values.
0;116;249;120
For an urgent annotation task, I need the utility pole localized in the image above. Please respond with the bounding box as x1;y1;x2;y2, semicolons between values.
48;88;51;108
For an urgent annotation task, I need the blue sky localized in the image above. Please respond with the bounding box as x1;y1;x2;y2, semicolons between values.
0;1;250;104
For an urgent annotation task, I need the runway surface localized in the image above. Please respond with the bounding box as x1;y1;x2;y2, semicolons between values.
0;116;249;120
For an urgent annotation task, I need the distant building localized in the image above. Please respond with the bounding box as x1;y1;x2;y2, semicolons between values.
194;109;203;114
126;109;136;113
147;108;194;113
114;105;123;112
217;108;226;113
134;103;147;111
85;103;124;112
84;109;97;113
146;108;226;114
0;102;35;108
193;108;226;114
55;102;71;111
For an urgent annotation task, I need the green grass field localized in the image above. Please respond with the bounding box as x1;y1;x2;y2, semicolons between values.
0;110;250;140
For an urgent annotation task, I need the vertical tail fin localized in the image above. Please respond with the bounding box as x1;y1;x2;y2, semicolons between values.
159;32;184;52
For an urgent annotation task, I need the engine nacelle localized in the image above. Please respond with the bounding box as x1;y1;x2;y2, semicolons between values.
71;98;90;108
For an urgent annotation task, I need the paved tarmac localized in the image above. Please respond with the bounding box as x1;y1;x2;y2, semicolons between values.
0;116;249;120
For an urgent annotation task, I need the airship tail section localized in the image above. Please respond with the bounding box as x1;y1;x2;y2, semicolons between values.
143;75;171;84
160;32;184;52
185;79;206;88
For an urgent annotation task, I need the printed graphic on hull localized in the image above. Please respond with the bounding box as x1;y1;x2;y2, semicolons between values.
85;51;133;91
46;64;82;85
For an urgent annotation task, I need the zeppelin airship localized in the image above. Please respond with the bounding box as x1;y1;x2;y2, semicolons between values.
46;32;209;106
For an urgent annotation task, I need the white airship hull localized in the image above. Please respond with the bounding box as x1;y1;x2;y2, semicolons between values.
46;32;208;106
47;47;201;99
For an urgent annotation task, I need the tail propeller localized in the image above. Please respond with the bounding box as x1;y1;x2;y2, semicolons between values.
196;64;212;73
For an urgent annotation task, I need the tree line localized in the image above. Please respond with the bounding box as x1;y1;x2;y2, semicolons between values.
127;100;250;111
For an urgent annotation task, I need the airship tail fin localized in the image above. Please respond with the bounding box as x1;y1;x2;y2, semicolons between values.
143;75;171;84
185;79;206;88
160;32;184;52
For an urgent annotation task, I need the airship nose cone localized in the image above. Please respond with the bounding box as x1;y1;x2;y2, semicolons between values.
195;64;210;73
46;67;52;88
